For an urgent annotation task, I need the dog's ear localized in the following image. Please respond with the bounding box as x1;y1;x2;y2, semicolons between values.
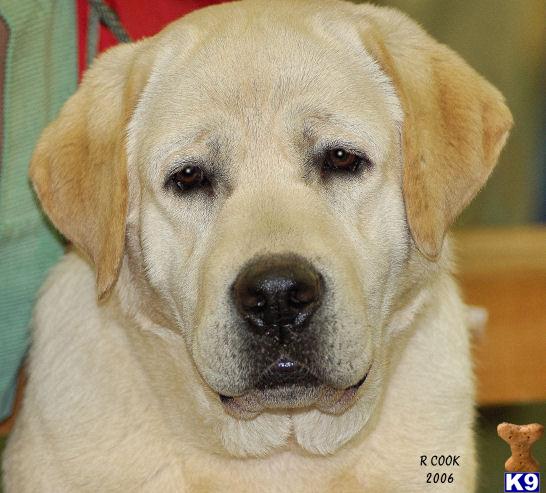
30;42;151;299
360;7;513;259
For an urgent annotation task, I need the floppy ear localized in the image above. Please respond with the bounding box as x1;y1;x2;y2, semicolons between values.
359;6;513;259
30;42;151;299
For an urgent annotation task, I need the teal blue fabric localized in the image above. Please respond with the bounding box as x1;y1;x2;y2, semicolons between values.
0;1;77;420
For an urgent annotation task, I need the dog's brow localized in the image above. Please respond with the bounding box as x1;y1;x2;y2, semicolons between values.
146;129;230;183
154;129;220;160
303;112;375;139
300;114;381;163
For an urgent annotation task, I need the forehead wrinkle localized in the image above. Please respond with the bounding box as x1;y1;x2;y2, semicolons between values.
292;108;387;163
150;126;211;161
135;16;401;182
144;128;227;182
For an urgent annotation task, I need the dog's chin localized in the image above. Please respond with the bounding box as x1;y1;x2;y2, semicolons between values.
219;375;369;420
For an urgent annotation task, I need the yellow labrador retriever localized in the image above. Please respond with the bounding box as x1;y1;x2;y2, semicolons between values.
3;0;511;491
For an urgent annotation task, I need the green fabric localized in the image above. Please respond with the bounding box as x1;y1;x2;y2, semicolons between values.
0;1;77;420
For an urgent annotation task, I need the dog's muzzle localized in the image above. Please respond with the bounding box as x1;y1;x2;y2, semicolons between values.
231;253;323;385
218;253;370;418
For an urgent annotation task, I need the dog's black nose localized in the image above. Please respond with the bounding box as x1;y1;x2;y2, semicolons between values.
232;255;323;340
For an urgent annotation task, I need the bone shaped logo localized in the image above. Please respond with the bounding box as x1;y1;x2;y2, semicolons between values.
497;422;544;473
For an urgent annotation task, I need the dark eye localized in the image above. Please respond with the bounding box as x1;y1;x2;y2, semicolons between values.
323;148;366;173
170;164;208;192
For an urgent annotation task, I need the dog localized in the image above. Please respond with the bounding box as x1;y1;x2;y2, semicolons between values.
2;0;512;491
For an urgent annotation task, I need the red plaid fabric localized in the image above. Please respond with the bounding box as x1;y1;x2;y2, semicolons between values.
76;0;225;77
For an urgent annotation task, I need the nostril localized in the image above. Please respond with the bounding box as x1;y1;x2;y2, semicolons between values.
240;290;266;311
288;281;321;307
289;288;305;307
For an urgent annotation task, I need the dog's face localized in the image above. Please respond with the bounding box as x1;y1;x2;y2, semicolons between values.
128;6;406;417
29;0;511;457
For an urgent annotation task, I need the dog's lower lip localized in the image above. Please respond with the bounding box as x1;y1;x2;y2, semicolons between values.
219;367;370;404
346;372;368;391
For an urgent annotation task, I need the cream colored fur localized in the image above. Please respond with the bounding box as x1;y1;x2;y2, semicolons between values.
2;1;511;491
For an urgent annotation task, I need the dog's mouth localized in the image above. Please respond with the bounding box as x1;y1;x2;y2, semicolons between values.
219;358;371;419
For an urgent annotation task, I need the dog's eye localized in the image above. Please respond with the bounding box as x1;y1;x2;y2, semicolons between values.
170;164;208;192
322;148;367;174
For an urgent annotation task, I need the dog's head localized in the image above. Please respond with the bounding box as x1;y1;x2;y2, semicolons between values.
30;0;511;456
